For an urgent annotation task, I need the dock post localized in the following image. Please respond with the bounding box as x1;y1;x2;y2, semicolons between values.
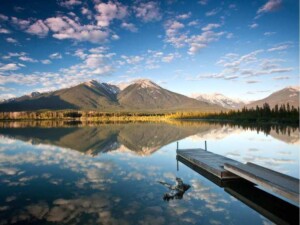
177;160;179;171
205;141;207;151
177;141;179;151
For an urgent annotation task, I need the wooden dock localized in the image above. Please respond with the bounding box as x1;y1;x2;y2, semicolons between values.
177;155;299;225
224;162;299;204
177;148;241;179
176;147;300;206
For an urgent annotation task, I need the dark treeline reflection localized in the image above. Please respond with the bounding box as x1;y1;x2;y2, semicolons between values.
207;121;300;137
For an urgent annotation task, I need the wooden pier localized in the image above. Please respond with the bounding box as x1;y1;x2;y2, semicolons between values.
176;143;300;206
177;148;242;179
224;162;299;204
177;155;299;225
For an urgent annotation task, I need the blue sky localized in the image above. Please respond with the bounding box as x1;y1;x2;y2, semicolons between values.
0;0;298;101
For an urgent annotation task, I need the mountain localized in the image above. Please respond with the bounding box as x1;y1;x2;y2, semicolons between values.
193;93;247;109
0;80;121;112
0;79;223;112
246;86;299;109
117;79;221;111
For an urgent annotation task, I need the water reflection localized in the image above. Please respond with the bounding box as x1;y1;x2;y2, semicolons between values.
0;121;299;156
0;121;298;225
158;177;191;201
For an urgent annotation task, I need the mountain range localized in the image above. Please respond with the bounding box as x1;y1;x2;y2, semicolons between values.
0;79;222;112
0;79;298;112
192;86;299;109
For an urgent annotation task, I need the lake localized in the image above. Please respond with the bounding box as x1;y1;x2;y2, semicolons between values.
0;121;299;225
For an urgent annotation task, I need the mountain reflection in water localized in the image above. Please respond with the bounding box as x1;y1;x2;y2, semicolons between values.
0;121;298;156
0;121;298;225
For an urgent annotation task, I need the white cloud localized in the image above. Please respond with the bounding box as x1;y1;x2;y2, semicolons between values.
226;33;233;39
165;20;186;48
264;31;276;36
249;23;258;29
121;22;138;32
111;34;120;40
6;37;18;43
45;17;69;32
257;0;282;14
0;48;114;90
202;23;220;31
0;93;16;101
0;63;20;71
91;65;113;75
81;7;93;20
94;1;127;27
134;1;162;22
11;17;31;30
205;8;221;16
2;52;26;59
187;31;225;55
165;20;225;55
224;75;239;80
73;49;87;59
45;16;110;43
0;14;9;21
273;76;290;80
19;56;38;63
188;20;198;26
240;66;293;77
59;0;82;9
260;58;284;70
220;50;263;68
49;53;62;59
176;12;192;20
195;49;293;81
267;44;289;52
121;55;144;64
246;80;259;84
161;53;180;63
198;0;208;5
0;28;10;34
268;68;293;73
89;47;109;54
41;59;52;64
85;54;105;67
26;20;49;37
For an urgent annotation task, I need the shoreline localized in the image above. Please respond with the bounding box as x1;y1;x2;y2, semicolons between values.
0;117;298;126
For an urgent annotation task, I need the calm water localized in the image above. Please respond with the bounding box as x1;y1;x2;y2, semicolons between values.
0;121;299;225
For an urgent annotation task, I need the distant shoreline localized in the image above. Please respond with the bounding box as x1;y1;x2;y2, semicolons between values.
0;115;298;126
0;103;298;125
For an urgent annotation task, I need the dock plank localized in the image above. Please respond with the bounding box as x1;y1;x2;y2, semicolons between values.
224;162;299;204
177;149;241;179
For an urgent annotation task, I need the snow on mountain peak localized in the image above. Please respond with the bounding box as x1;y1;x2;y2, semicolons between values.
193;92;247;109
83;80;120;95
134;79;160;89
102;83;120;94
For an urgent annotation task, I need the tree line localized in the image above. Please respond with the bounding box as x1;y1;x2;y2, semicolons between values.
170;103;299;124
0;103;298;124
